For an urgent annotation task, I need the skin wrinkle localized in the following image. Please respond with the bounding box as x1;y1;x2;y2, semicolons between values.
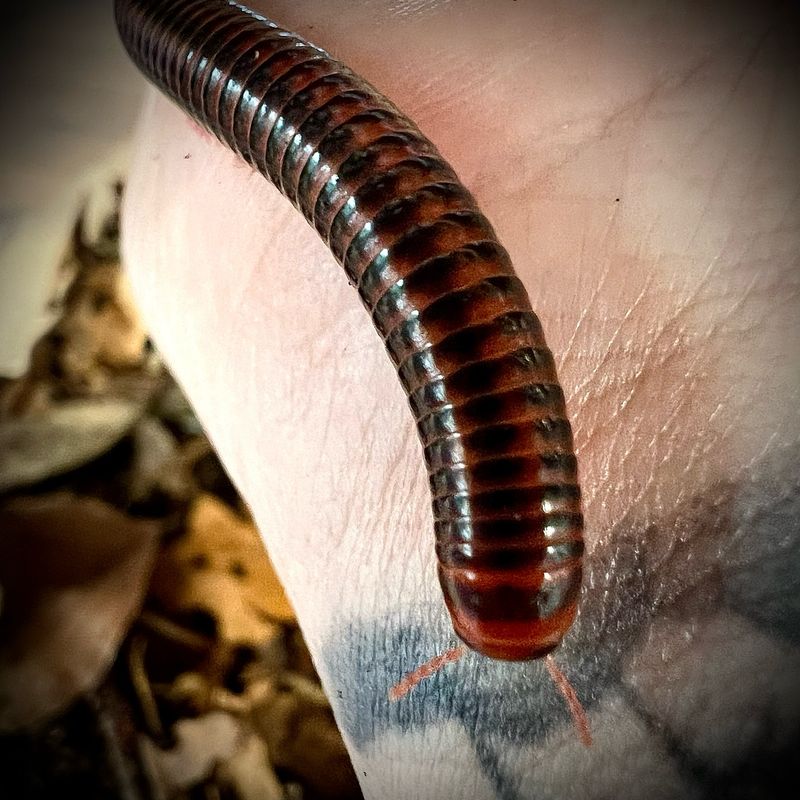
567;212;625;369
334;421;428;613
574;274;716;526
581;194;793;519
678;54;760;169
490;10;779;209
221;193;274;340
386;0;449;19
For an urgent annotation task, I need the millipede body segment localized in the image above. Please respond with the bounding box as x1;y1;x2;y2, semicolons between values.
115;0;584;661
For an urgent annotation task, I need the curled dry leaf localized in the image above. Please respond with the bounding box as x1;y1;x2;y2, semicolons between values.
150;375;205;438
0;204;152;417
127;416;181;505
0;398;144;493
254;675;361;800
214;732;285;800
135;434;236;510
139;710;241;792
0;493;159;731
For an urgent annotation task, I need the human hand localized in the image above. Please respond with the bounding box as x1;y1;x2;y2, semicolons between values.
121;2;800;797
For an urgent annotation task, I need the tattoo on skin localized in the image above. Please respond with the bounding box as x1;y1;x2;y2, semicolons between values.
322;444;800;799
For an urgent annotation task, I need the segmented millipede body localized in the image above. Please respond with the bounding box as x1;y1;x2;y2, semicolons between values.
115;0;584;661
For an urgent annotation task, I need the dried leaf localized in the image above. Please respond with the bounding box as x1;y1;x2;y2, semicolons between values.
151;377;204;438
0;398;144;492
150;494;295;648
255;676;361;800
0;494;159;730
127;417;180;504
139;711;241;791
215;733;284;800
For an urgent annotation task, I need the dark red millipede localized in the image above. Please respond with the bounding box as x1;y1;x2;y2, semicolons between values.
115;0;585;662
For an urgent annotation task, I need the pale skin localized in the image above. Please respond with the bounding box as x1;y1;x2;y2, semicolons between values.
122;1;800;798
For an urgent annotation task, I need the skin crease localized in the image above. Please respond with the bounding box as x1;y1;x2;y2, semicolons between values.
122;1;799;797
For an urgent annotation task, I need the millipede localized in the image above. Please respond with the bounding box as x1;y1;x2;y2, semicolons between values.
114;0;587;730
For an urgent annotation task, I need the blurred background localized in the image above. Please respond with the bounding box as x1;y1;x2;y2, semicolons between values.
0;3;362;797
0;0;142;375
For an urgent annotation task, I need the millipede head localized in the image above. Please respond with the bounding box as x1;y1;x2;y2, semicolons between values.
438;561;582;661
